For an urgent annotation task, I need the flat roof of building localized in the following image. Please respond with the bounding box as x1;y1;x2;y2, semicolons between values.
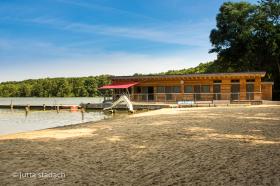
111;72;266;80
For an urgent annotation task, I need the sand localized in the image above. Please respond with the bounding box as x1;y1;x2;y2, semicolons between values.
0;105;280;185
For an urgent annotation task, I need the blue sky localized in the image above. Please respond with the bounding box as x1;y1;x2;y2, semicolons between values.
0;0;258;82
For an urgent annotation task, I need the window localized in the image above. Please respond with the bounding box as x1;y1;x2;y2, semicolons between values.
172;86;180;93
184;85;193;93
201;85;210;93
135;87;141;93
246;84;254;100
157;86;165;93
142;87;148;93
165;86;171;93
164;86;180;101
165;86;180;93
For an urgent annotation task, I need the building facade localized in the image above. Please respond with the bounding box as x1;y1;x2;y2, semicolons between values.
99;72;273;102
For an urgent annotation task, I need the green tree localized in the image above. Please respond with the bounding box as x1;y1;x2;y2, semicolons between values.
57;79;71;97
209;2;257;71
84;78;98;97
31;82;44;97
18;83;32;97
0;84;18;97
72;79;89;97
209;0;280;99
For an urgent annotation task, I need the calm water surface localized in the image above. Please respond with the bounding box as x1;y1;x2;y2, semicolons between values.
0;109;112;135
0;97;111;135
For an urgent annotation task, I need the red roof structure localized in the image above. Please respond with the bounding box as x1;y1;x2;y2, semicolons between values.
98;82;139;89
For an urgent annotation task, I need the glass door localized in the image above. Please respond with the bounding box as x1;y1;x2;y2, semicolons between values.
231;83;240;100
148;86;154;101
141;87;148;101
194;85;201;101
213;84;221;100
246;84;254;100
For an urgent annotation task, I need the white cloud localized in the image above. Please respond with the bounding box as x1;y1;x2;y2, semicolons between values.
27;16;214;47
56;0;159;22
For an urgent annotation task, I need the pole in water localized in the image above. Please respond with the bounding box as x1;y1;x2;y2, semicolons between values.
43;104;46;111
25;106;29;117
10;100;14;112
81;108;85;121
56;105;60;113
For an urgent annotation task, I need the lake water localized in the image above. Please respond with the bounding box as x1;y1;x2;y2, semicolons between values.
0;97;111;135
0;109;112;135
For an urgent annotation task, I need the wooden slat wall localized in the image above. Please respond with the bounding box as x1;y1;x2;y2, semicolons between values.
240;79;246;100
221;79;231;100
112;75;270;101
254;77;262;100
261;84;273;100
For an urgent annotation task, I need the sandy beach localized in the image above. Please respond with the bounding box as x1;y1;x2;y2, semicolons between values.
1;105;280;185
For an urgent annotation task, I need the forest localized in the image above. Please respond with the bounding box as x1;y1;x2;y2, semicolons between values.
0;75;111;97
0;0;279;99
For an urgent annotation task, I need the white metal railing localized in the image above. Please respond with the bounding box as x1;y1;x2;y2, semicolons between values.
111;92;262;103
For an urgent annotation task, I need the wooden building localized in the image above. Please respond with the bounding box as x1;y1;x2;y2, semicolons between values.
99;72;273;102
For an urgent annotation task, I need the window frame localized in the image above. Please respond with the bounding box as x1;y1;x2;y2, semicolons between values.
201;85;210;93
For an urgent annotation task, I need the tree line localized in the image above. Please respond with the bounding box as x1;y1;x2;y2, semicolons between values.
1;62;216;97
0;75;111;97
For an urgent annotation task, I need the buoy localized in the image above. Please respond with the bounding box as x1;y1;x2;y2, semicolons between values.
70;105;78;112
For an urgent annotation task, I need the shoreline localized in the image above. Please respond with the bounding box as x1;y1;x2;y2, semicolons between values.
1;105;279;139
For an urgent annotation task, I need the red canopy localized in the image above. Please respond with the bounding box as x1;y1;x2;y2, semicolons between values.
98;82;139;89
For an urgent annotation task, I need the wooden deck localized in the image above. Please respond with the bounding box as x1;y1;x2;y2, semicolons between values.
82;102;170;110
82;100;261;110
0;99;263;111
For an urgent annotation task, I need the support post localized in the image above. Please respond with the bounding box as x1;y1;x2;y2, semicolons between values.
57;105;60;113
10;100;13;111
81;107;85;121
25;106;29;117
